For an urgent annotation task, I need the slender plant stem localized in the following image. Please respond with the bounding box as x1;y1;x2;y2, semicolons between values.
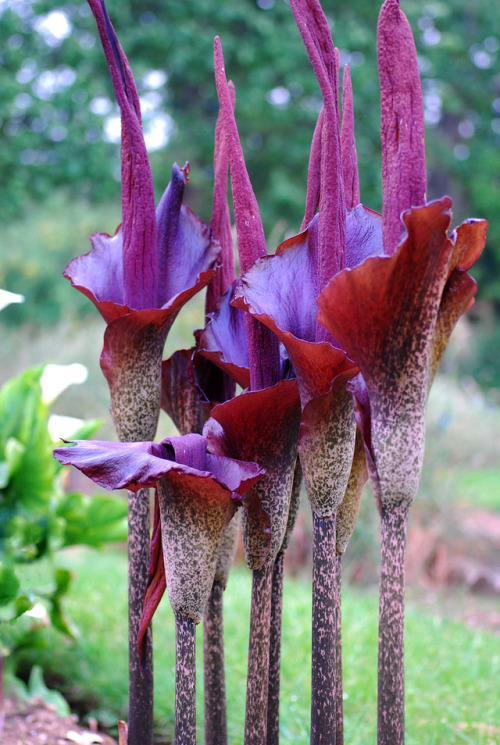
377;502;409;745
245;563;274;745
267;552;285;745
0;655;5;740
203;580;228;745
175;612;197;745
128;487;154;745
334;552;343;745
311;511;337;745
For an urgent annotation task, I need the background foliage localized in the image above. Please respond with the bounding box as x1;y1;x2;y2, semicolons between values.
0;364;127;663
0;0;499;305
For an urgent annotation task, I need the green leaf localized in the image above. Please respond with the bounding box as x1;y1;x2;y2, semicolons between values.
66;418;102;442
58;492;128;548
0;367;55;510
54;567;72;598
0;561;19;605
28;665;71;717
0;437;26;489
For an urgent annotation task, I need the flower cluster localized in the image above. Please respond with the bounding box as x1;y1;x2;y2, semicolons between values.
54;1;487;744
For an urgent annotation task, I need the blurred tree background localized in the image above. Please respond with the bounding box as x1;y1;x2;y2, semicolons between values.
0;0;499;384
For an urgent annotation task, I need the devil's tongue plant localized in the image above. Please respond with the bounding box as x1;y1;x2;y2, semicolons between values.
231;0;380;738
55;0;488;742
53;435;264;745
152;86;240;745
63;2;220;742
316;1;488;743
202;38;303;745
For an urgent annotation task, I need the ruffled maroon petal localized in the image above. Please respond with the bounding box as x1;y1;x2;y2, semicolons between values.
318;198;454;395
430;270;478;384
204;379;301;567
53;439;174;491
198;283;250;390
158;201;221;308
161;349;210;436
451;218;488;273
318;199;458;506
138;493;166;677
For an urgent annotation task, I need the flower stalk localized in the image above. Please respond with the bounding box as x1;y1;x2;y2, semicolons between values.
174;612;197;745
377;503;409;745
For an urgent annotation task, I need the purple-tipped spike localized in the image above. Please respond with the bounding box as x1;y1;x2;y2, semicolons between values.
302;106;324;231
214;37;280;390
87;0;157;310
207;82;236;314
341;64;360;211
378;0;426;256
289;0;346;304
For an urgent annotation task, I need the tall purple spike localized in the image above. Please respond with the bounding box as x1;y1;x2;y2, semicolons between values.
378;0;426;256
341;64;360;211
207;82;236;314
290;0;346;320
302;106;324;231
214;37;280;390
87;0;157;310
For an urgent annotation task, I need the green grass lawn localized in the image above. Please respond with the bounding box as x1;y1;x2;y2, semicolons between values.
11;547;499;745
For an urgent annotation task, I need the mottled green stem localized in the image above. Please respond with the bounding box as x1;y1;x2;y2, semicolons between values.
175;612;197;745
311;511;337;745
267;552;285;745
377;502;409;745
245;563;274;745
128;487;154;745
334;552;343;745
203;580;228;745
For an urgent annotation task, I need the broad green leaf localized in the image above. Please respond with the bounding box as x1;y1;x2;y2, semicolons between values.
28;665;71;717
0;367;55;509
0;438;25;489
0;561;19;605
65;418;102;442
58;492;128;547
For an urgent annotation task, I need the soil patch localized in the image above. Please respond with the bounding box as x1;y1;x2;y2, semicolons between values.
1;696;117;745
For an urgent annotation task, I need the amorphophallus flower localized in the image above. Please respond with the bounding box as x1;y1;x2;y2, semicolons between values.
54;434;265;745
231;0;380;739
64;3;220;742
189;39;304;745
154;88;240;745
316;1;488;743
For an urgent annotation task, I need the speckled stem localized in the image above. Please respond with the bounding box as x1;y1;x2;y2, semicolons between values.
267;552;284;745
0;655;5;736
334;552;343;745
311;511;337;745
104;331;164;745
175;612;197;745
203;580;227;745
245;564;274;745
377;502;409;745
128;487;154;745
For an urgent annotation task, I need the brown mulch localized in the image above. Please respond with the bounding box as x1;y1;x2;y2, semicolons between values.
0;696;118;745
